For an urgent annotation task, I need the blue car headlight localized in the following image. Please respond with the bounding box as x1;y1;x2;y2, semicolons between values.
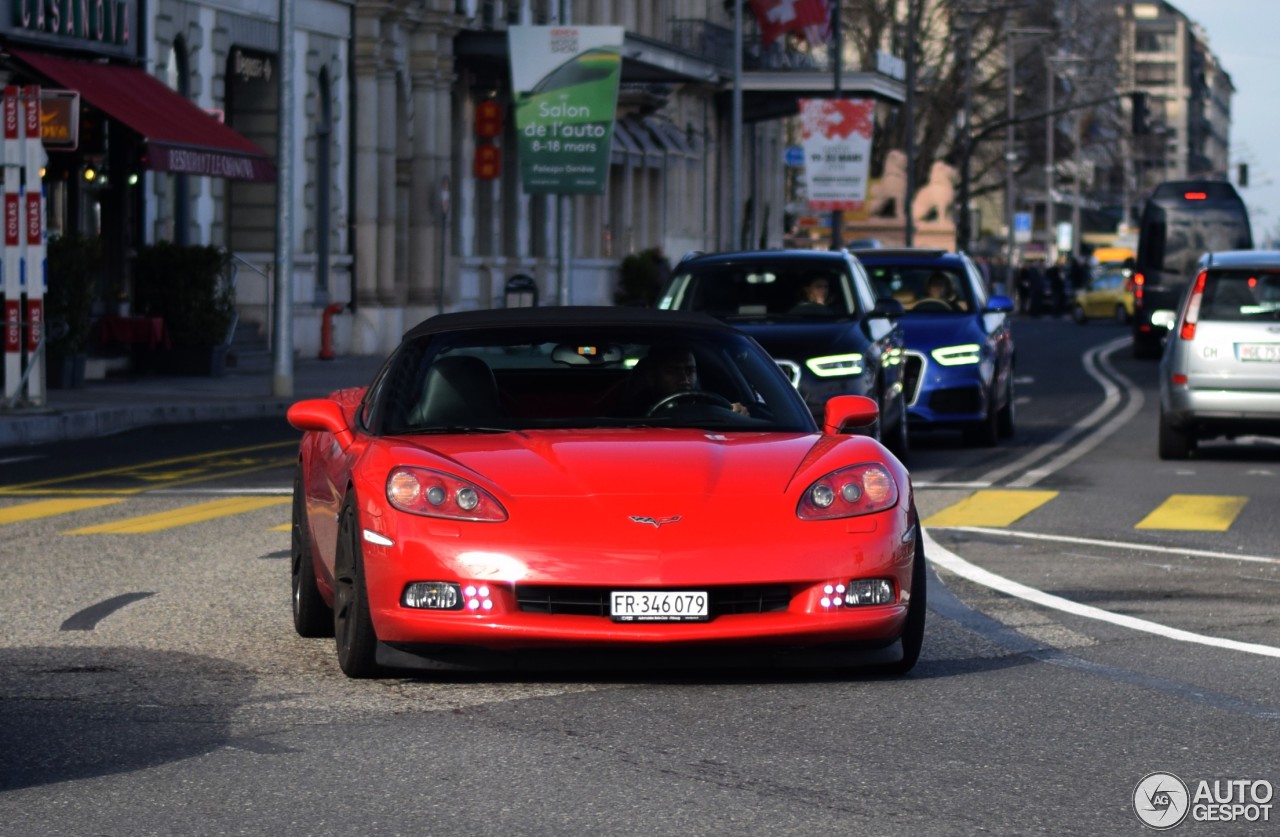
806;353;864;377
930;343;982;366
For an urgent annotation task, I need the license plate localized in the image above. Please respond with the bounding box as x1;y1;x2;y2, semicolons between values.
611;590;709;622
1237;343;1280;362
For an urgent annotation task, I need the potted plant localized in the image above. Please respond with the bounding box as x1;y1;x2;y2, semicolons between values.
44;234;102;388
133;242;236;376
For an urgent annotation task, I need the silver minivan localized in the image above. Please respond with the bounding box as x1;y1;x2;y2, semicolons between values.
1158;250;1280;459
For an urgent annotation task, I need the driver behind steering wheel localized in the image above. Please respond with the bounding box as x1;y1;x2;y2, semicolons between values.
636;345;749;416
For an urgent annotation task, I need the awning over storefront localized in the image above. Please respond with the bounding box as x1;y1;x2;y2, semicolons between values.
9;49;275;183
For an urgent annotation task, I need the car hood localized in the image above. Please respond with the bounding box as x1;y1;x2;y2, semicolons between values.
385;428;865;499
729;320;856;360
369;429;906;584
898;316;981;350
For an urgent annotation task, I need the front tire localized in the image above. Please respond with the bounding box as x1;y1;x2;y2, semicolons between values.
997;373;1016;439
292;464;333;638
877;525;927;676
333;492;383;678
883;391;910;464
963;385;1000;447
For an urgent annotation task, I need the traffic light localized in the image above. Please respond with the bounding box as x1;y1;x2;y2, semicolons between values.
474;99;502;180
473;143;501;180
1131;91;1149;136
1238;163;1249;188
475;99;502;139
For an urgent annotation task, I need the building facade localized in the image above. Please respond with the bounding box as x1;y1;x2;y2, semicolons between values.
1;0;910;370
1119;1;1234;198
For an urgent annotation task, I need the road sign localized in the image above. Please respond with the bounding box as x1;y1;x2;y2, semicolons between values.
1013;211;1032;244
784;145;805;167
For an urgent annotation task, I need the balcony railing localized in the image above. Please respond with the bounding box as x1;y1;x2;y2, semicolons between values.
667;19;833;74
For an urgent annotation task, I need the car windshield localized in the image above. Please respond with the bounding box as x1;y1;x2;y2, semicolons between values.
864;265;974;313
1200;270;1280;321
372;324;816;435
664;262;858;319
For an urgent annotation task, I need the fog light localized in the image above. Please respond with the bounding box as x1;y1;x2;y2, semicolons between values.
844;579;894;606
463;584;494;611
820;582;847;609
402;582;462;610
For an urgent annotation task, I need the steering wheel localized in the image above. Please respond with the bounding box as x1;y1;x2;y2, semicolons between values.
647;390;736;416
912;298;953;312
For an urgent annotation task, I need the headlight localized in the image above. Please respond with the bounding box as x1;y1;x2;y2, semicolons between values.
797;463;899;520
806;353;864;377
930;343;982;366
387;467;507;522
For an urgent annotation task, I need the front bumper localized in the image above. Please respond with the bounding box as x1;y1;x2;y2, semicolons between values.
903;351;990;426
360;517;916;654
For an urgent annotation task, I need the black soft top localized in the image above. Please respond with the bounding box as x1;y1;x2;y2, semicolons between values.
401;305;727;342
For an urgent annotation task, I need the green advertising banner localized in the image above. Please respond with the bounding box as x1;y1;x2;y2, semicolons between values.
508;25;624;195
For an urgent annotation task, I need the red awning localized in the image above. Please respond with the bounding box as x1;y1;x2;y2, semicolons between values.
9;49;275;183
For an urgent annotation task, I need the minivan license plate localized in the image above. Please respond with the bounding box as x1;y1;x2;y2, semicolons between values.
611;591;709;622
1238;343;1280;362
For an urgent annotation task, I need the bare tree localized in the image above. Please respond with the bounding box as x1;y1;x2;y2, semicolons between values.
835;0;1122;236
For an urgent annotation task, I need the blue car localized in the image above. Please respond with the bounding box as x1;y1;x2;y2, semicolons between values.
852;248;1016;446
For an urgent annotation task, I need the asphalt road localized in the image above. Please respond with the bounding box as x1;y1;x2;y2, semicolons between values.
1;316;1276;835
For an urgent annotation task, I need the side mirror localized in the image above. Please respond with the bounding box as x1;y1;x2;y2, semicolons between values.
873;298;905;318
985;294;1015;313
823;395;880;435
287;398;355;449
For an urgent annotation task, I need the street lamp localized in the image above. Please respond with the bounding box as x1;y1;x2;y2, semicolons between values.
953;18;975;254
1045;54;1086;263
1004;26;1051;292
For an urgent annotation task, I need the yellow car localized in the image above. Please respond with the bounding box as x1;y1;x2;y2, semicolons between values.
1072;269;1134;324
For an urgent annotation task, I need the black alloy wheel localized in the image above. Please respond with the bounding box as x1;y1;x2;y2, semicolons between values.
333;492;383;678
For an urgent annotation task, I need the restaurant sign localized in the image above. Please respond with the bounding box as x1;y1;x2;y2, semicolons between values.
12;0;133;47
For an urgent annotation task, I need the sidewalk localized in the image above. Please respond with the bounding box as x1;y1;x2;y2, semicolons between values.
0;354;386;449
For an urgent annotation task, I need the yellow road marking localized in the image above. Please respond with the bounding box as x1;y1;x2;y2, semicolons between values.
66;496;290;535
269;522;291;532
0;440;297;496
1135;494;1248;532
924;489;1059;528
0;497;124;525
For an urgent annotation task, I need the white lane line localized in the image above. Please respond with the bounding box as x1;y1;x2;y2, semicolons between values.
0;455;43;466
977;335;1131;487
912;481;994;489
923;529;1280;659
1008;343;1145;487
937;525;1280;566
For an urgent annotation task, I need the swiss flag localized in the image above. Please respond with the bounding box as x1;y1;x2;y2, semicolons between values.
749;0;833;46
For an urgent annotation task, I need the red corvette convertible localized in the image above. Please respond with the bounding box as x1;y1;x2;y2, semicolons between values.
287;307;926;678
